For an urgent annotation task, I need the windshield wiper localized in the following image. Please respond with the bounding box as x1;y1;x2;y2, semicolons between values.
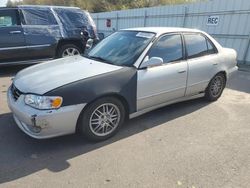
87;55;114;65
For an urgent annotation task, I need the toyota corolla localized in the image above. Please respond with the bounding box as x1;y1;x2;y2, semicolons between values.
7;27;238;141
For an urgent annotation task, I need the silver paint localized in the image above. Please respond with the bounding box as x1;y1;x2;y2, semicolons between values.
14;55;122;94
8;27;238;139
136;27;237;112
130;93;205;119
137;61;188;111
7;88;86;139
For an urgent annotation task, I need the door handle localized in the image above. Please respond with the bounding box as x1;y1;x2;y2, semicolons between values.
213;63;218;66
9;31;22;34
178;70;186;73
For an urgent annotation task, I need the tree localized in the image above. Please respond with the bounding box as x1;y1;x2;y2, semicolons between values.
12;0;201;12
6;0;14;7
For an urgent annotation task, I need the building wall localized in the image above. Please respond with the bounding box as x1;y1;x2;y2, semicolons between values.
92;0;250;65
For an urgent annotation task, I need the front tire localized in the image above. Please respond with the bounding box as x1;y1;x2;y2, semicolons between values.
77;97;126;141
205;73;226;101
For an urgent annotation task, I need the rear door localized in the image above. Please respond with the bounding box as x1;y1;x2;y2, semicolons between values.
20;7;60;59
0;8;26;63
184;33;219;96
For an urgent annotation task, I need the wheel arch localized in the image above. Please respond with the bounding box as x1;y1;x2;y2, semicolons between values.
56;39;86;57
205;70;227;92
95;93;130;118
75;93;130;133
214;70;227;83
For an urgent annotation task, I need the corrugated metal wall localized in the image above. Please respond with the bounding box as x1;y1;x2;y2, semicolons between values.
92;0;250;65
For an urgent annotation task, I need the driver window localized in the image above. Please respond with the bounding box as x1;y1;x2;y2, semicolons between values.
147;34;183;64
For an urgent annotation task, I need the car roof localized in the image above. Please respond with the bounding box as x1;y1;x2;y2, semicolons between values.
0;7;18;9
123;27;202;36
17;5;81;9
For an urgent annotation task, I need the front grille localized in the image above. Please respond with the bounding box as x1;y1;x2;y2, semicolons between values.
11;84;22;101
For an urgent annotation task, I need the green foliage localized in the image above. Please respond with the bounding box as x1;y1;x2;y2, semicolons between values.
6;0;14;7
9;0;200;12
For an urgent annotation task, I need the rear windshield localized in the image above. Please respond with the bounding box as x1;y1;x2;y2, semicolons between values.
54;8;91;28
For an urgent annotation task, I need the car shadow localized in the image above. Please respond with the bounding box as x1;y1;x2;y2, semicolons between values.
226;70;250;94
0;65;31;77
0;98;209;183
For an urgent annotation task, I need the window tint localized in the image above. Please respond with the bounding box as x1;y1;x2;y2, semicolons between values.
0;16;12;26
22;8;57;25
88;31;155;66
0;9;18;27
184;34;208;58
55;8;89;28
148;34;183;63
207;39;216;54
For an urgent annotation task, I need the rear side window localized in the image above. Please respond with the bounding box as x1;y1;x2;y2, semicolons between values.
184;33;217;59
148;34;183;63
54;8;90;28
207;39;216;54
0;9;19;27
21;8;57;25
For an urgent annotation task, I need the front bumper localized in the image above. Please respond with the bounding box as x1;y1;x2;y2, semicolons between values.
7;87;86;139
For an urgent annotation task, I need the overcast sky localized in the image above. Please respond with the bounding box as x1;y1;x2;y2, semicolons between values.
0;0;8;7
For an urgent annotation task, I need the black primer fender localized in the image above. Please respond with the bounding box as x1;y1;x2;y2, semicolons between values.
45;67;137;113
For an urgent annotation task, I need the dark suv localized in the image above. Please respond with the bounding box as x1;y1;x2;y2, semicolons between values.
0;5;98;65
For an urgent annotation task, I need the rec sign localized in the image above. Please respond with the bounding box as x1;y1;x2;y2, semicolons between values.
207;16;219;26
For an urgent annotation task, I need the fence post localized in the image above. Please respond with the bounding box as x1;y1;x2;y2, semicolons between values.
96;15;99;31
243;32;250;65
144;10;147;27
182;6;188;27
116;12;119;31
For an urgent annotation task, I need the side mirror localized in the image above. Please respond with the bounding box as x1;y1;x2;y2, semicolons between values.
140;57;163;69
86;38;94;49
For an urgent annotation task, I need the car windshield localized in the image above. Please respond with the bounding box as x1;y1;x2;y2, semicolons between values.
87;31;155;66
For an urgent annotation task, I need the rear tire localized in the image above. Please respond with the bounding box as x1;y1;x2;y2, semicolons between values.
205;73;226;101
57;44;81;58
77;97;126;142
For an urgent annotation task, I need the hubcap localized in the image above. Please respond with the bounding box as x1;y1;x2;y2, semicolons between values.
210;76;223;97
62;48;80;57
89;103;121;137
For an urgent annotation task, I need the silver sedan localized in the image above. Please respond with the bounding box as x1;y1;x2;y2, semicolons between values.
7;27;238;141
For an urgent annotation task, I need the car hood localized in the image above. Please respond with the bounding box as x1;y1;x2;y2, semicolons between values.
14;56;122;95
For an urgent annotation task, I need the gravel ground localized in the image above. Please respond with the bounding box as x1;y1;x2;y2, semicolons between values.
0;65;250;188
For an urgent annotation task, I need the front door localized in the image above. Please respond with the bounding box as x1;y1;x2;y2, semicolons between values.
0;9;26;63
137;34;188;111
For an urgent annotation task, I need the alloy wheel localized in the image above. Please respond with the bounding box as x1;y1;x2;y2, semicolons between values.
89;103;121;137
210;75;224;97
62;48;80;57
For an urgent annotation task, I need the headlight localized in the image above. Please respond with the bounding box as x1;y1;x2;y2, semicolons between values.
24;94;63;110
